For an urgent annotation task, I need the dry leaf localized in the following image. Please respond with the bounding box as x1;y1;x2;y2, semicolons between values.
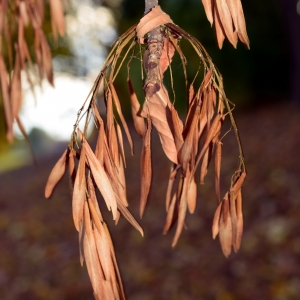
187;176;197;214
49;0;65;41
231;172;247;197
87;175;103;221
82;134;118;220
172;174;189;247
214;141;222;203
92;216;113;281
214;5;226;49
229;189;238;248
127;78;146;138
212;200;222;239
160;37;176;75
163;192;177;234
234;0;250;48
234;189;243;252
179;105;200;174
45;149;68;198
0;54;13;142
219;194;233;257
72;146;86;231
192;114;222;176
170;105;184;152
11;50;22;119
215;0;238;48
200;147;210;184
116;123;126;167
116;197;144;237
79;222;85;266
83;202;106;298
202;0;214;26
109;82;134;155
94;117;105;166
140;118;152;218
165;167;175;212
141;86;178;164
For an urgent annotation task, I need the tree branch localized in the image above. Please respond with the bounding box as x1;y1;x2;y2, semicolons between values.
144;0;158;14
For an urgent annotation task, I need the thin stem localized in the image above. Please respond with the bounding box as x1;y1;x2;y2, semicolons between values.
145;0;158;14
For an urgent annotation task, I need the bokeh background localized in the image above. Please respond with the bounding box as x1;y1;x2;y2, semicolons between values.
1;0;300;299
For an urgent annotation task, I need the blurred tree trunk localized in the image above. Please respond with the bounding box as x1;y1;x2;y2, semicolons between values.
280;0;300;103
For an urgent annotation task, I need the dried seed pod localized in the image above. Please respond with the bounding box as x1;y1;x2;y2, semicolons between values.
140;118;152;218
72;146;86;232
214;7;226;49
187;176;197;214
127;78;146;138
165;166;175;212
233;189;243;252
83;202;106;298
45;149;68;198
199;147;210;184
202;0;214;26
215;0;238;48
212;201;223;239
170;105;184;152
231;172;247;198
179;105;200;174
218;193;232;257
163;192;177;234
172;173;190;247
214;141;222;203
229;189;238;247
110;82;134;155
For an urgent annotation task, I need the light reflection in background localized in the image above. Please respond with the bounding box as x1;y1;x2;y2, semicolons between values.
16;0;117;141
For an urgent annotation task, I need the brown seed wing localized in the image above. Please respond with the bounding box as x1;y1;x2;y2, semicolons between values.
40;29;54;85
49;0;65;40
116;197;144;237
0;54;13;142
160;38;176;75
234;189;243;252
202;0;214;26
214;5;226;49
235;0;250;48
93;224;113;282
72;147;86;231
215;0;238;48
212;201;222;239
187;176;197;214
45;149;68;198
172;175;189;247
229;190;238;248
179;105;200;174
83;203;106;298
141;86;178;164
214;141;222;203
163;192;177;234
109;83;134;155
170;105;184;152
83;139;118;220
140;118;152;218
232;172;246;197
127;78;146;138
11;51;22;119
219;198;233;257
200;147;210;184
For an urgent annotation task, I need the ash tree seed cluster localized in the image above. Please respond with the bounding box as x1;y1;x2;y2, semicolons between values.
45;2;249;299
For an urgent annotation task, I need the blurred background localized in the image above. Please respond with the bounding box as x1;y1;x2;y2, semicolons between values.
0;0;300;299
